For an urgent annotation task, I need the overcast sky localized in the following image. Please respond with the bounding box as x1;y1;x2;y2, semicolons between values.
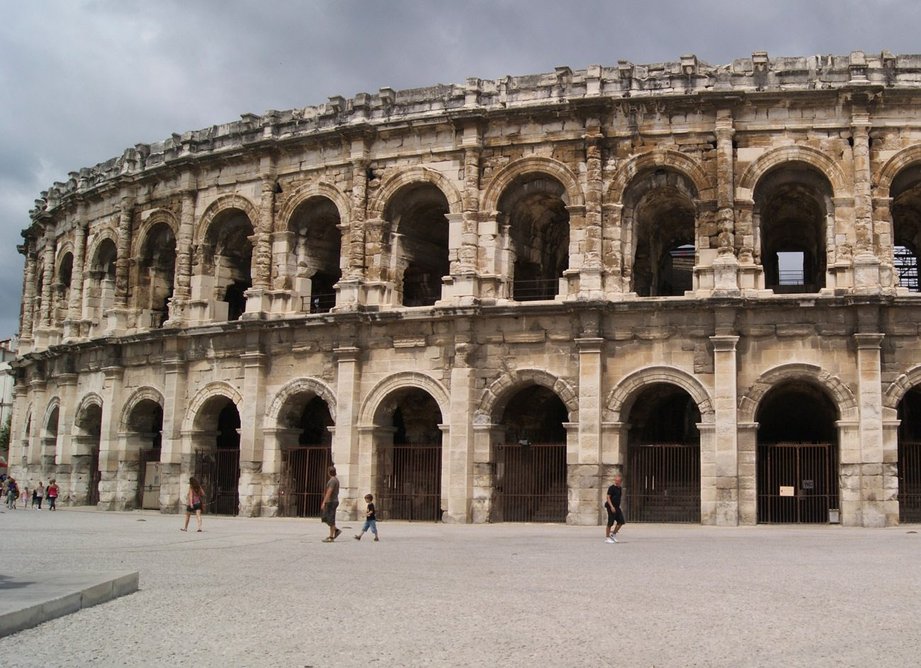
1;0;918;340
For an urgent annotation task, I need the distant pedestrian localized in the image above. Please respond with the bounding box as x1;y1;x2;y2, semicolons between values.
320;466;341;542
4;477;17;510
181;477;205;532
47;479;59;510
21;482;30;509
354;493;379;541
34;481;45;510
604;474;625;543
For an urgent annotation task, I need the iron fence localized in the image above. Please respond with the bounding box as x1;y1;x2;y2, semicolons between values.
385;444;442;521
898;440;921;522
757;442;838;523
626;443;701;523
495;442;567;522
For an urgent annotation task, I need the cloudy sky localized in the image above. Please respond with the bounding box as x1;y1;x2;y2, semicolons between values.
1;0;917;340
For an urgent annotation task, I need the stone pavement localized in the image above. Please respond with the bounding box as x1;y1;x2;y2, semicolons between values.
0;507;919;667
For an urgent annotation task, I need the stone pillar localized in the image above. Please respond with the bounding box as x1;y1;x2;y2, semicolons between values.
337;138;370;309
602;203;626;296
166;187;196;326
708;335;740;525
562;204;587;300
853;333;893;525
711;109;741;295
333;343;362;520
444;129;481;303
159;343;186;512
244;172;275;317
64;220;88;340
110;195;134;331
578;125;604;298
851;112;882;293
27;377;47;468
19;248;37;347
600;421;626;523
737;422;758;524
97;365;124;510
238;345;267;516
571;334;604;525
444;339;475;522
39;233;56;330
53;372;77;498
471;424;500;523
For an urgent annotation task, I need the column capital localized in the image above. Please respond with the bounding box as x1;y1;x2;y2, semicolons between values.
854;333;884;349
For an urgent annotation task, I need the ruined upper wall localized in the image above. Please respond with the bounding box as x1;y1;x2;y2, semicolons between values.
29;51;921;219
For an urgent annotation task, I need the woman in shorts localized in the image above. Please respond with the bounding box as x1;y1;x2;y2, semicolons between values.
181;477;205;532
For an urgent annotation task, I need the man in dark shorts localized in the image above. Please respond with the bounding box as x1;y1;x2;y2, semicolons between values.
320;466;341;542
605;474;625;543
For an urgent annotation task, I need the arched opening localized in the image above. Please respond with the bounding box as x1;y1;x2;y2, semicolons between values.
88;239;117;331
73;403;102;506
288;196;342;313
55;252;73;324
624;170;697;296
193;397;241;516
126;399;163;510
889;167;921;292
625;383;701;522
897;385;921;522
42;406;60;475
756;381;839;523
135;223;176;327
494;385;568;522
754;164;832;294
278;394;334;517
200;209;254;321
375;388;443;520
383;183;450;307
32;261;44;334
498;175;570;301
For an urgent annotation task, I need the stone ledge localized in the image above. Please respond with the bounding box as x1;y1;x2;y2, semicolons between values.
0;571;139;638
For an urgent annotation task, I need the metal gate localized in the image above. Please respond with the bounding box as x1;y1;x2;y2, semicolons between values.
626;443;701;523
88;446;101;506
495;443;567;522
194;449;240;516
757;442;838;523
280;446;331;518
386;444;442;521
137;448;161;509
898;440;921;522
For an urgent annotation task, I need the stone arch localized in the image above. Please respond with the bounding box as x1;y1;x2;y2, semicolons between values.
19;404;33;441
883;364;921;411
607;150;713;204
131;209;179;259
476;368;578;425
42;397;62;436
276;181;351;233
73;392;103;420
738;363;858;424
603;366;714;423
87;228;119;270
738;145;849;197
54;242;75;269
195;194;259;243
181;382;243;433
877;145;921;197
119;387;165;431
265;377;338;427
367;166;463;219
358;371;450;427
481;156;584;213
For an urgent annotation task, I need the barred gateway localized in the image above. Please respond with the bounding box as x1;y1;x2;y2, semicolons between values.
10;52;921;526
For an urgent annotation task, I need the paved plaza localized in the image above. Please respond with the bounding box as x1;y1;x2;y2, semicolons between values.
0;508;919;667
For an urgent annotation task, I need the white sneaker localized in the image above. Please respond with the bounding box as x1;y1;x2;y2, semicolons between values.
605;537;616;543
611;535;618;543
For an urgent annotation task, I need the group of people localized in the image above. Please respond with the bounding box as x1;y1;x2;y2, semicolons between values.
1;477;59;511
320;466;379;543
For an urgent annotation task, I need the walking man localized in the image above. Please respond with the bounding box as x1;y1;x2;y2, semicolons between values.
605;474;625;543
320;466;341;542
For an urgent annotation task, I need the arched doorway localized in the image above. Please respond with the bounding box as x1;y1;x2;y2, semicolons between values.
198;209;254;322
625;384;701;522
756;381;839;523
73;403;102;506
278;395;334;517
193;398;241;516
287;196;342;313
754;164;833;294
890;167;921;292
126;399;163;509
376;388;443;520
498;175;570;301
897;385;921;522
134;223;176;327
494;385;568;522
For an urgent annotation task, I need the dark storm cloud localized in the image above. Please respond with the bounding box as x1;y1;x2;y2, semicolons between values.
1;0;919;338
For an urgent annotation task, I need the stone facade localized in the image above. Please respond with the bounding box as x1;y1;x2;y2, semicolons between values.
9;52;921;527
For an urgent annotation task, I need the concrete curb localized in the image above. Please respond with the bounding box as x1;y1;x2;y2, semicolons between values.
0;572;139;638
